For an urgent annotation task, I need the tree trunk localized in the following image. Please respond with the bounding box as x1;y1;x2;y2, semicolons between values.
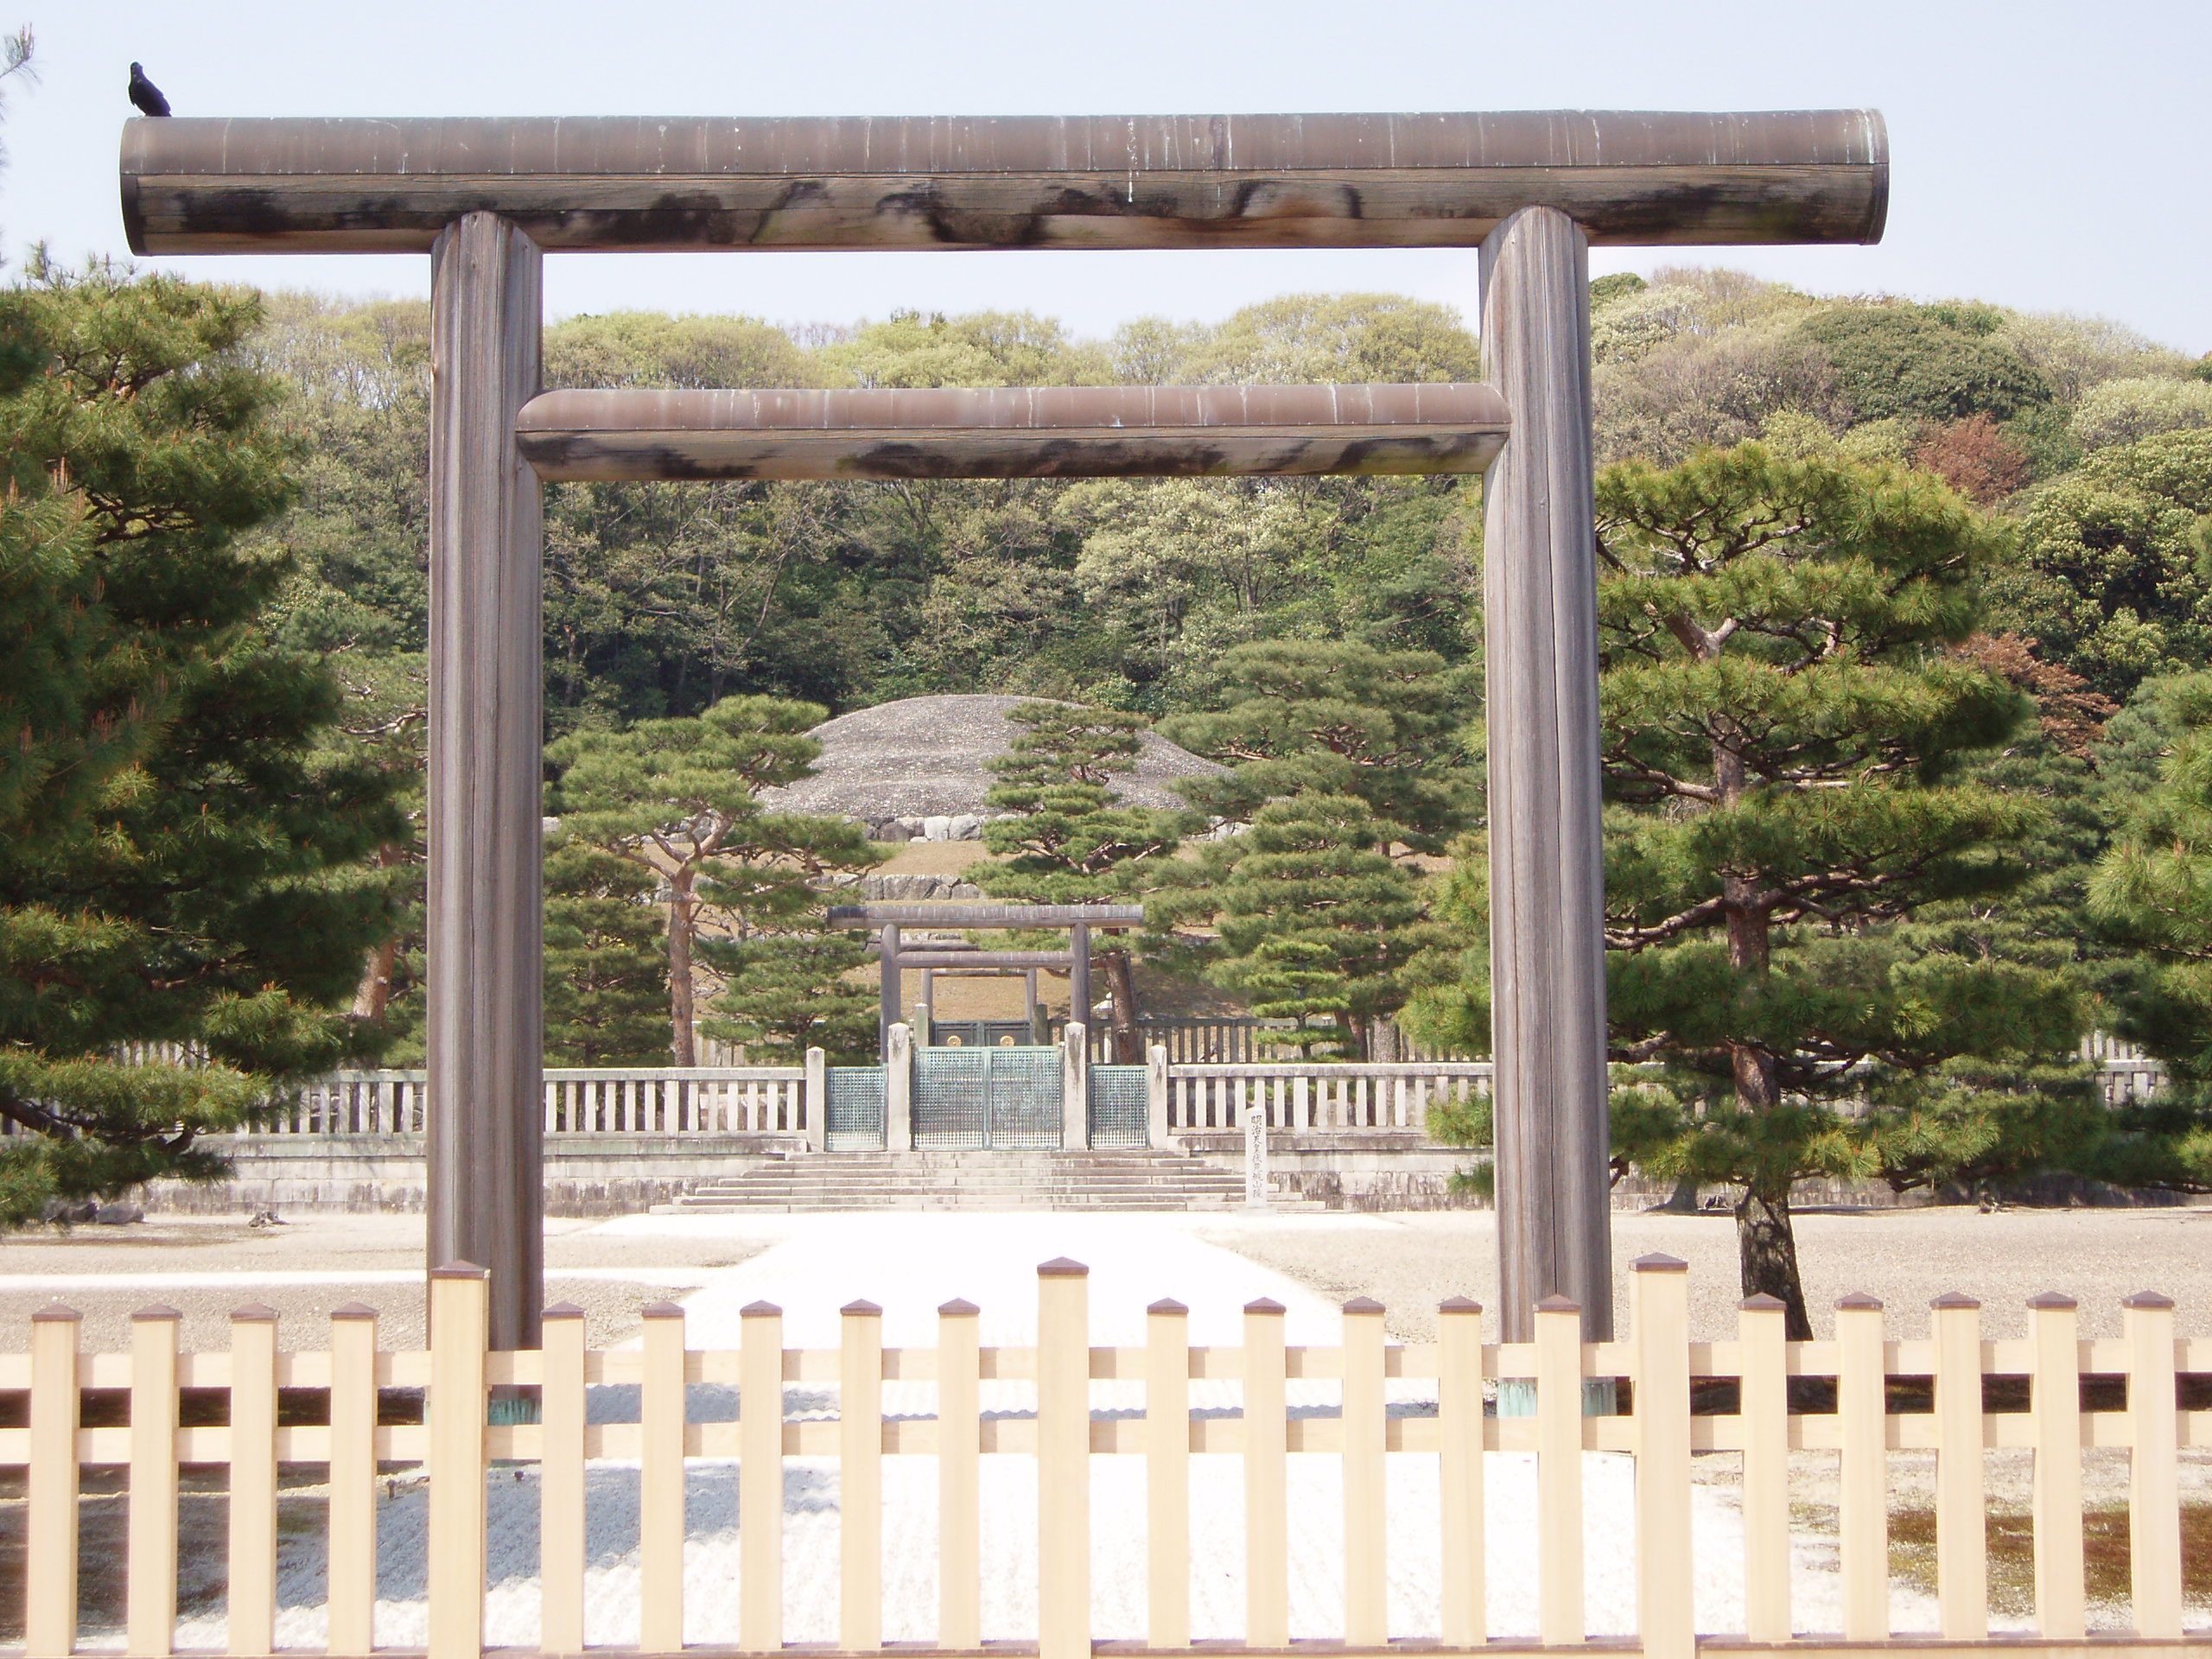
349;842;410;1020
1100;945;1143;1064
1736;1185;1813;1339
1654;1173;1701;1213
1721;858;1814;1333
668;870;696;1067
352;936;400;1020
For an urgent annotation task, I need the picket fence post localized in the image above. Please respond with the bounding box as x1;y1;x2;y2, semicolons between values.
428;1263;489;1659
740;1299;785;1654
1836;1291;1890;1640
2028;1291;2085;1639
327;1304;380;1655
1534;1293;1584;1645
641;1301;688;1652
842;1299;886;1652
1147;1297;1192;1649
1632;1256;1693;1659
25;1305;81;1659
2125;1290;2182;1637
1342;1296;1388;1646
1243;1295;1290;1648
227;1303;280;1659
1932;1292;1987;1638
1438;1295;1486;1647
127;1303;181;1658
938;1298;982;1650
1739;1292;1792;1643
1037;1259;1090;1659
540;1301;588;1655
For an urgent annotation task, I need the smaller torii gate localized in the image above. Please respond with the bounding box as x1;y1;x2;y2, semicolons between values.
827;899;1148;1060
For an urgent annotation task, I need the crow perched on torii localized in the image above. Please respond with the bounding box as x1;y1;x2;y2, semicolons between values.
127;62;168;118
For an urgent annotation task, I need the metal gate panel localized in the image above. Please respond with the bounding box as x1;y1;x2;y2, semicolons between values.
823;1065;887;1151
987;1047;1064;1149
913;1047;990;1149
913;1046;1064;1149
1088;1065;1149;1148
931;1020;1032;1049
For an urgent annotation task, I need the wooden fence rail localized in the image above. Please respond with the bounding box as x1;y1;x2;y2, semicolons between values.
3;1262;2207;1657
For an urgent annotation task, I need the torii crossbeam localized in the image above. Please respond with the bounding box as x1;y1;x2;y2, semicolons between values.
124;109;1887;1351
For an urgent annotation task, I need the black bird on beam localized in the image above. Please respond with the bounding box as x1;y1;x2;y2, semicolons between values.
127;62;169;118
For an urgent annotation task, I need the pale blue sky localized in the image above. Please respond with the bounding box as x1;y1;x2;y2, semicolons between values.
10;0;2209;351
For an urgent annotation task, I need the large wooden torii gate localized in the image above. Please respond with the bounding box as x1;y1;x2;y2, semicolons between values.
124;110;1887;1351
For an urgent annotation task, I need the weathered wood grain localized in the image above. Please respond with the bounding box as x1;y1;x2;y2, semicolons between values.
426;213;543;1354
893;950;1074;968
831;902;1145;926
121;111;1888;253
1480;205;1613;1344
516;384;1509;480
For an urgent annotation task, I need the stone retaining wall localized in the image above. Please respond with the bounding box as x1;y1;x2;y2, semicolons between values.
141;1133;804;1217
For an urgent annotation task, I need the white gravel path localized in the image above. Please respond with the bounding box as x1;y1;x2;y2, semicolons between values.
137;1215;1971;1651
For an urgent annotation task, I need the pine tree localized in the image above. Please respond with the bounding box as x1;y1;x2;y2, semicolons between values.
0;260;408;1223
548;696;882;1064
543;842;669;1065
2085;673;2212;1185
697;931;878;1065
969;702;1195;1060
695;808;886;1065
1159;639;1476;851
1156;640;1471;1056
1590;442;2079;1335
1171;792;1448;1058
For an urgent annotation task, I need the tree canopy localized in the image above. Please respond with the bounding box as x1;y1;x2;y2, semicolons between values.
0;261;406;1223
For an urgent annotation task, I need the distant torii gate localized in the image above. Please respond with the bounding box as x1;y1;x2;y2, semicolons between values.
124;109;1887;1352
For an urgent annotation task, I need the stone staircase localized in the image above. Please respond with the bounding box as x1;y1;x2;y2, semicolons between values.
660;1149;1306;1213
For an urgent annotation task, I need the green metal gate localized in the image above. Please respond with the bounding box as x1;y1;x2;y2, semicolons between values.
1087;1064;1149;1148
913;1046;1063;1149
823;1065;887;1151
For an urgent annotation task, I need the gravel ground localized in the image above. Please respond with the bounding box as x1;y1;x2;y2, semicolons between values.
0;1213;769;1351
1204;1205;2212;1341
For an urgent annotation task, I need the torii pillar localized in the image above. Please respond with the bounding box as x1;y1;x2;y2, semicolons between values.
1481;207;1612;1344
425;212;545;1352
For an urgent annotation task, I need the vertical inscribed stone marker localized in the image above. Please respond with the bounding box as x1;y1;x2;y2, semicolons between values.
426;213;545;1352
1480;206;1613;1343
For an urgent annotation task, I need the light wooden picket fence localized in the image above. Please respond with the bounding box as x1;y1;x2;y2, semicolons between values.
1165;1061;1490;1135
6;1261;2207;1659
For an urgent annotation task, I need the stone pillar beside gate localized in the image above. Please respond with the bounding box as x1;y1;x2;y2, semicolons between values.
1146;1044;1170;1149
1061;1022;1089;1151
885;1023;913;1152
803;1047;827;1153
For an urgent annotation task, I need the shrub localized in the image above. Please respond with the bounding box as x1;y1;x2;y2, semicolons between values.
2070;376;2212;451
1795;303;2051;425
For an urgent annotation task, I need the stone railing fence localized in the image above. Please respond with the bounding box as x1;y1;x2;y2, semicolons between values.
263;1067;810;1137
1163;1061;1490;1135
23;1047;2166;1147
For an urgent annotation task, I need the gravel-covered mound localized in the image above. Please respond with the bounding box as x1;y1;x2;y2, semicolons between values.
758;694;1225;839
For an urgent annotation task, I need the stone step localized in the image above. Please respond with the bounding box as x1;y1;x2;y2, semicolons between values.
654;1146;1297;1214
